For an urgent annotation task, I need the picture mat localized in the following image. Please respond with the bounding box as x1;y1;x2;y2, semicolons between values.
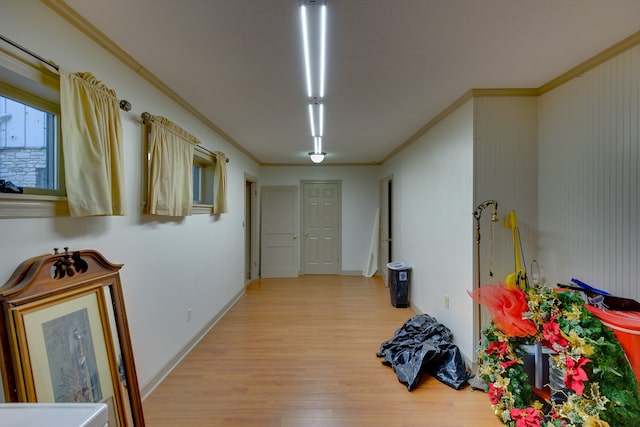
22;292;115;403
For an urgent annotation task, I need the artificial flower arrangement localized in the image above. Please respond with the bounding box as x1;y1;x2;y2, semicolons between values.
470;282;640;427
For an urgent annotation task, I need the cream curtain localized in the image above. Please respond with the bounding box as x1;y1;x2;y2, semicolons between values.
60;70;126;216
146;115;198;216
213;151;228;215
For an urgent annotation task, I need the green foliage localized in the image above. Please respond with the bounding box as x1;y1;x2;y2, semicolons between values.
478;286;640;426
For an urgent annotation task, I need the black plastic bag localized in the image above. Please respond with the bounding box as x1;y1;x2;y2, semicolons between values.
377;314;470;391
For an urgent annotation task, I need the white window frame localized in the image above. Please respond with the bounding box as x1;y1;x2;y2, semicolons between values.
0;47;67;219
191;145;216;215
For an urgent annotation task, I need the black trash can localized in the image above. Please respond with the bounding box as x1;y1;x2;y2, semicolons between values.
387;262;411;308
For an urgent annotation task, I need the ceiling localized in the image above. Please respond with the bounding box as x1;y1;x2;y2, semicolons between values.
57;0;640;165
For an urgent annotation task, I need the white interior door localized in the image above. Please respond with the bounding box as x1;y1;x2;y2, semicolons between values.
379;177;393;286
302;181;341;274
260;186;299;278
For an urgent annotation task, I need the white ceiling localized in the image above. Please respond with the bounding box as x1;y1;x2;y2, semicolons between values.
59;0;640;165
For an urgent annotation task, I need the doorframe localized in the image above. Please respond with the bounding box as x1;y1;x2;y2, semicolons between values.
244;174;258;283
379;175;394;285
300;180;342;275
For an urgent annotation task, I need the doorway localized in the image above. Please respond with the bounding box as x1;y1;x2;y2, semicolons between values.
245;176;258;283
379;176;393;285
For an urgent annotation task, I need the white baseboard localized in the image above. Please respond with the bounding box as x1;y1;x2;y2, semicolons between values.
340;270;364;275
140;287;246;400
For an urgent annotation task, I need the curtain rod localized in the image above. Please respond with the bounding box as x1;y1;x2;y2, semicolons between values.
0;34;132;112
199;144;230;163
141;112;229;163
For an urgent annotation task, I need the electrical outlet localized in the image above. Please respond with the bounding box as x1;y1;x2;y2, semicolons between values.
187;308;192;322
444;295;450;309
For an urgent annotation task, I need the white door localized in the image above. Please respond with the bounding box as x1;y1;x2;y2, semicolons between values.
260;186;299;278
379;177;393;286
302;181;341;274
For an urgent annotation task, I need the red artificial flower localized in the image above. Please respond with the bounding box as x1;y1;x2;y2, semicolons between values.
485;340;509;357
500;359;519;369
541;316;569;348
488;382;503;404
468;283;537;337
564;356;591;396
510;407;543;427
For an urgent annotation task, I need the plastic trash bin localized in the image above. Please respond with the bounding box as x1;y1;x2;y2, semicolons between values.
387;262;411;308
586;305;640;384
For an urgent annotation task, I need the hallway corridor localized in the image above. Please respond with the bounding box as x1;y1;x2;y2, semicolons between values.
143;275;500;426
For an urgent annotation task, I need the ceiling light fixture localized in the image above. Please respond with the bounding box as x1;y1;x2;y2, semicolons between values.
309;152;326;164
309;136;325;164
300;0;328;163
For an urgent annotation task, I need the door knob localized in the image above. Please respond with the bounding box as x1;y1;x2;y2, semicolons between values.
304;232;309;237
293;234;298;240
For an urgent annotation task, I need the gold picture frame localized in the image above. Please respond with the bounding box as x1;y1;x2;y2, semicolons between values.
0;249;145;426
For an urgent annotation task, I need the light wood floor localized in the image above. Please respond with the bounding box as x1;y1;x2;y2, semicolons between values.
143;275;501;426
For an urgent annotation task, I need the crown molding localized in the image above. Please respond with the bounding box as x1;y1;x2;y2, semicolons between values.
42;0;260;165
381;90;475;164
41;2;640;167
470;88;539;97
386;32;640;164
539;31;640;95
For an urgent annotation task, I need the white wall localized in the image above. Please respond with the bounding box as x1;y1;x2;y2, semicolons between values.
0;0;260;398
381;101;476;360
538;45;640;300
260;165;380;273
378;96;539;362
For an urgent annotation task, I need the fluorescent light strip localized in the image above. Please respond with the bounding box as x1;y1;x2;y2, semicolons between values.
301;2;328;161
319;5;326;98
301;5;313;97
307;103;323;138
308;104;316;137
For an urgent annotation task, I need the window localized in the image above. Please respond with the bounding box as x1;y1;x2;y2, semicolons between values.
0;50;67;218
0;93;60;194
192;146;215;213
192;164;202;203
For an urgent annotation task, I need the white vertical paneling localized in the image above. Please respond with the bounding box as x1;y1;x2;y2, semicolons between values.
539;45;640;300
473;97;538;337
473;97;538;287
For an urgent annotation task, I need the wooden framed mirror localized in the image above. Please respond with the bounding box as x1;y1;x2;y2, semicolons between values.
0;248;145;426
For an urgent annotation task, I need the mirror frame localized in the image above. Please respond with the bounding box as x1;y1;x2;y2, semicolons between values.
0;249;145;426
